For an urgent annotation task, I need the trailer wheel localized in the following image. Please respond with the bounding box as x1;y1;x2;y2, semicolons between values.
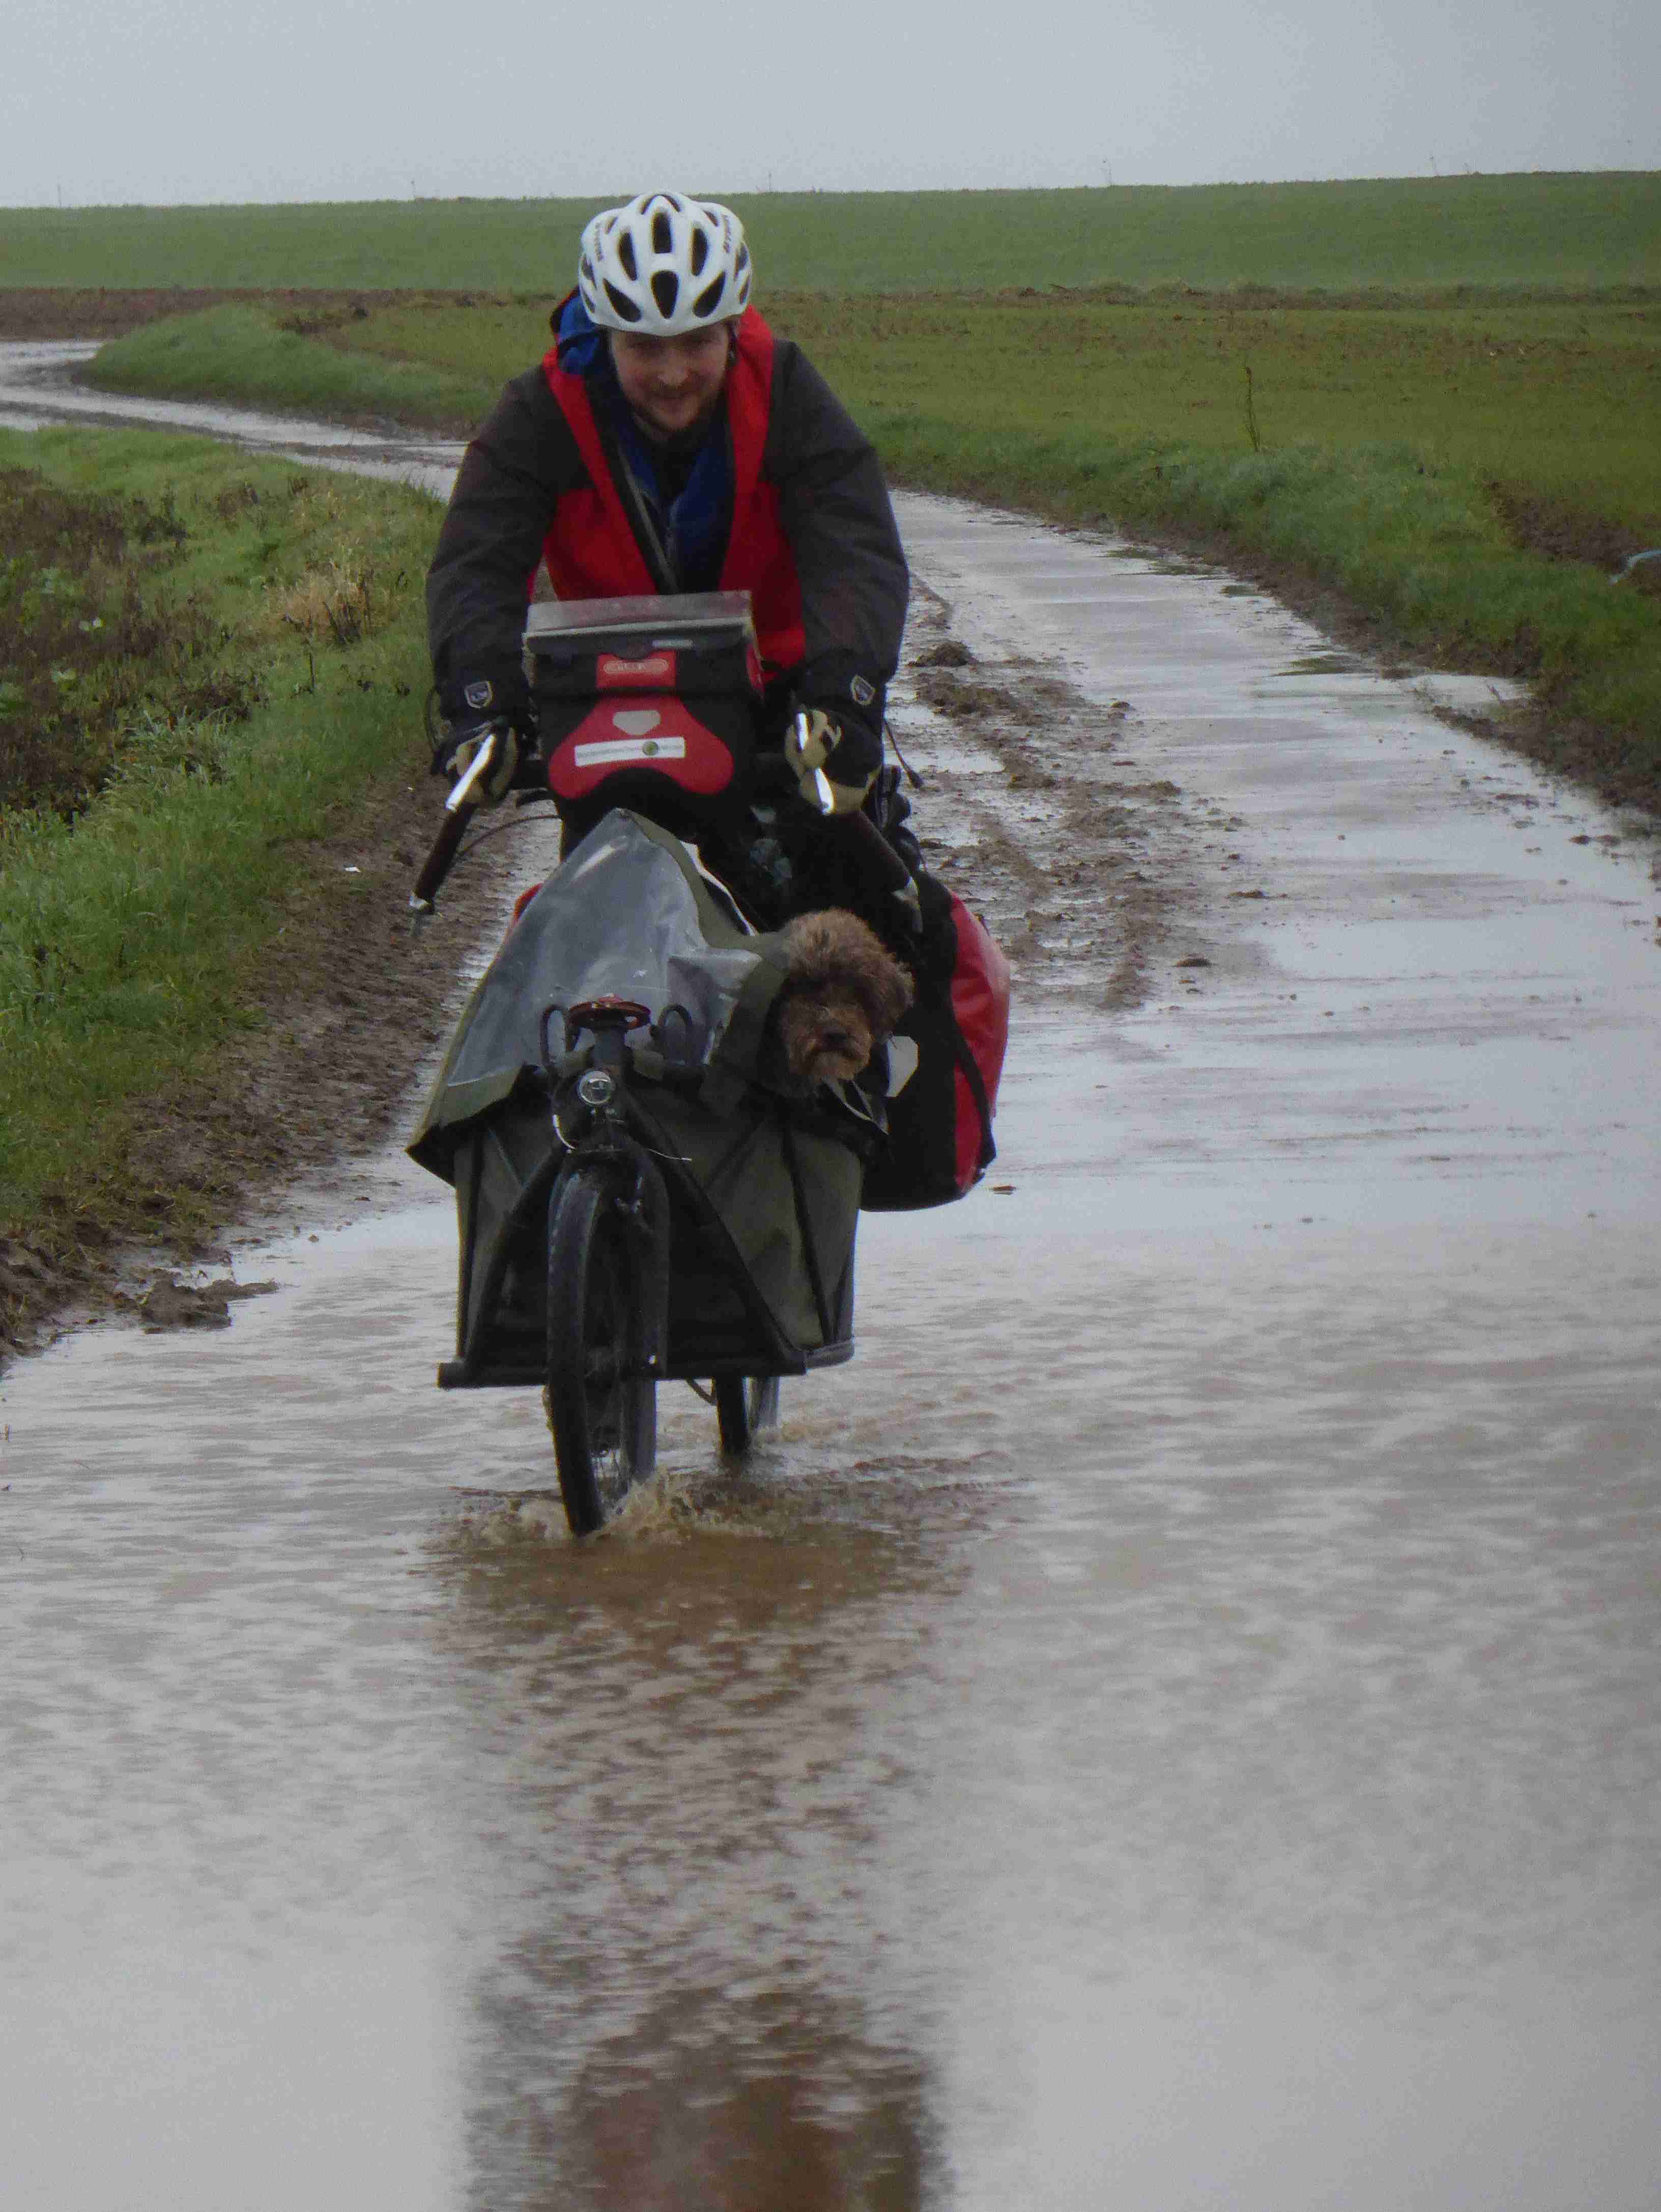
714;1375;782;1457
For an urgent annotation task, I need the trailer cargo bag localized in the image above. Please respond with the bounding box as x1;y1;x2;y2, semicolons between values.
408;810;874;1364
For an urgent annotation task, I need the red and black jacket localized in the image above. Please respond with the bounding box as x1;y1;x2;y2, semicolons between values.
426;304;908;733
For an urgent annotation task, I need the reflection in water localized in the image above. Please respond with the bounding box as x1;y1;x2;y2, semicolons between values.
486;1991;931;2212
431;1452;975;2210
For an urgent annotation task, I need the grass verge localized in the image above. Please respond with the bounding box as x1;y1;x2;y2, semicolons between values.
0;427;453;1350
86;302;499;435
867;413;1661;802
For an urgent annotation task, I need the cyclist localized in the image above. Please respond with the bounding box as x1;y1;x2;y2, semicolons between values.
425;188;910;842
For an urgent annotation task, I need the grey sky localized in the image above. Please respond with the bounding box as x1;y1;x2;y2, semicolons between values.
3;0;1655;208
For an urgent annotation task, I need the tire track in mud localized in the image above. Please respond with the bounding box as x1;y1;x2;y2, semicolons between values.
889;576;1199;1014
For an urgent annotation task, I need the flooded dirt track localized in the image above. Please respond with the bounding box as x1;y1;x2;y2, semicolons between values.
4;358;1661;2207
0;338;466;492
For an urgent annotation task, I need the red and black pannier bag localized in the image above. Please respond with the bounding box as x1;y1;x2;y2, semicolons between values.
525;591;763;841
862;872;1012;1211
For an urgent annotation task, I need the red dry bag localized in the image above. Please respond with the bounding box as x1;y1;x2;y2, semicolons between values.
862;875;1011;1211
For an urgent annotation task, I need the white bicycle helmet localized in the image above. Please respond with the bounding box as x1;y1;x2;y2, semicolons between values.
577;190;752;335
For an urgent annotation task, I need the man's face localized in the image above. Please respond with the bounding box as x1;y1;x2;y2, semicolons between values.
609;325;733;440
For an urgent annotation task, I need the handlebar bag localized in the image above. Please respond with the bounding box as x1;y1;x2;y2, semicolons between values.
861;874;1011;1211
524;592;763;825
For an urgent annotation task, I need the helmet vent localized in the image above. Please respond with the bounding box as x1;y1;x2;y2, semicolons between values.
604;280;643;323
617;232;637;280
693;273;727;320
689;227;708;275
652;211;674;254
650;270;679;319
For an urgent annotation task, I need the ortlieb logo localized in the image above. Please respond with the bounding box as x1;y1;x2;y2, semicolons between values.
597;651;675;687
547;698;735;800
571;735;688;767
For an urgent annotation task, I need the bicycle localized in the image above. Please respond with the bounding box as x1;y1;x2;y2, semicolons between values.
408;595;914;1534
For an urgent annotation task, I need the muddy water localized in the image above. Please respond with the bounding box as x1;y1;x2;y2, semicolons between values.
5;363;1661;2206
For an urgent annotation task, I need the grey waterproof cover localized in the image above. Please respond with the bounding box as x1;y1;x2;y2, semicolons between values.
408;811;787;1173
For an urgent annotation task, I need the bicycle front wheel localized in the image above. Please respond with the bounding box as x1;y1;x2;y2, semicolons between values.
546;1166;657;1535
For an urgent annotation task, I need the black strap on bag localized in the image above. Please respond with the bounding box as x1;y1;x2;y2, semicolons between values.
949;1018;997;1178
779;1116;835;1345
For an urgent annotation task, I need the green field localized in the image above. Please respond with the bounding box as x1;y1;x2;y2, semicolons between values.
316;288;1661;535
5;174;1659;296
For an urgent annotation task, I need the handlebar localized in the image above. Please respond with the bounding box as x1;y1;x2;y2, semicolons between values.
411;718;919;925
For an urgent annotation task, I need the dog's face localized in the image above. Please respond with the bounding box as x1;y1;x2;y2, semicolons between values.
773;909;914;1088
777;985;880;1086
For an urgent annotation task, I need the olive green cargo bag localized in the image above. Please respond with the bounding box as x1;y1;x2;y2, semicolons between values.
407;811;875;1384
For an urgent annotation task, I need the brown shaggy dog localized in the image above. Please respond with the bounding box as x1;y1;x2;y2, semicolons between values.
772;910;914;1087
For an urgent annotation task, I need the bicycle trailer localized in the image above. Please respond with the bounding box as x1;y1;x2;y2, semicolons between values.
408;810;875;1395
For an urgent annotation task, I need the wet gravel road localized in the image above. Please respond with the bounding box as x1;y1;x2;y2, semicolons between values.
4;348;1660;2209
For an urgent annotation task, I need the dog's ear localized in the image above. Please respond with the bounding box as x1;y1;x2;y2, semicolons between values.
867;956;914;1035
